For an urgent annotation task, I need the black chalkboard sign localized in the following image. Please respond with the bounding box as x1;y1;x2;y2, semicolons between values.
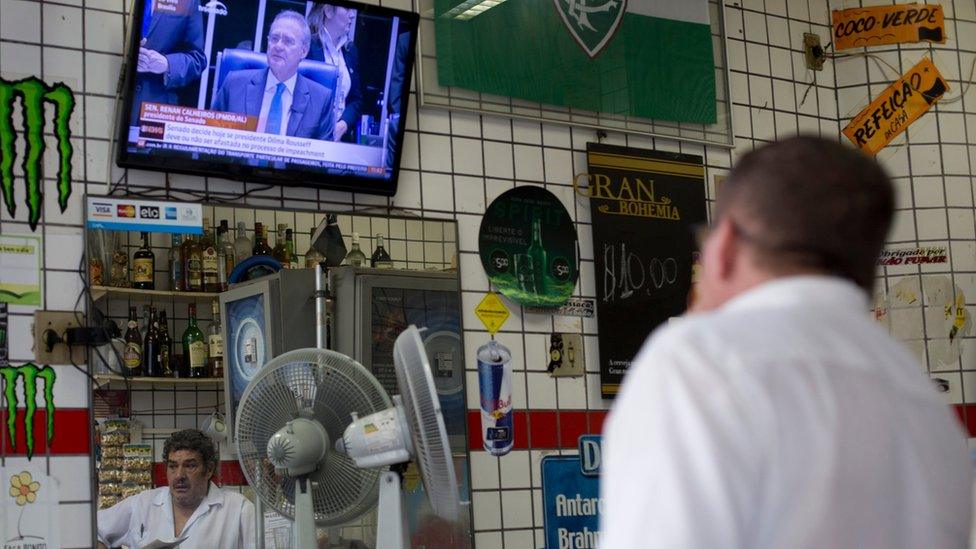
583;143;707;397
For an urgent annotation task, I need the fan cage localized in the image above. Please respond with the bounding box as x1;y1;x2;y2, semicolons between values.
394;326;460;521
236;348;392;526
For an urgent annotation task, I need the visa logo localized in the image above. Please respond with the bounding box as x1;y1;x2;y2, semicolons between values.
91;202;112;217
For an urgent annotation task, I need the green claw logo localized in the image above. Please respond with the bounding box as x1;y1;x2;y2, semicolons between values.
1;363;56;459
0;77;75;231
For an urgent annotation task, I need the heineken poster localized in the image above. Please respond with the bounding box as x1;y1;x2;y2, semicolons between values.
479;186;579;308
582;144;706;397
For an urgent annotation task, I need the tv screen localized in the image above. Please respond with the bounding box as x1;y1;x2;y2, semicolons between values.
116;0;418;195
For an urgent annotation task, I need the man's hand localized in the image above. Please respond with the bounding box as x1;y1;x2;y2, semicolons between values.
333;120;348;141
137;47;169;74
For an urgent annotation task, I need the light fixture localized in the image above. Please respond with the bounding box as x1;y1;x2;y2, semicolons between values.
441;0;507;21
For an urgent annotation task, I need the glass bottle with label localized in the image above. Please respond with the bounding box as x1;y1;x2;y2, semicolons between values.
157;310;172;377
272;224;288;266
344;232;367;267
370;234;393;268
253;222;273;256
143;307;162;377
168;234;183;291
183;304;208;378
132;232;155;289
185;234;203;292
305;227;324;268
218;220;235;291
201;219;220;292
110;232;130;288
207;300;224;378
234;221;252;265
524;216;548;295
123;306;143;377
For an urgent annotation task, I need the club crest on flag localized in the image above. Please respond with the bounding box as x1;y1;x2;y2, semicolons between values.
553;0;627;58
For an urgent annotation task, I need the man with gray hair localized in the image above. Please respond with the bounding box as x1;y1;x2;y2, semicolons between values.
213;10;335;140
97;429;255;548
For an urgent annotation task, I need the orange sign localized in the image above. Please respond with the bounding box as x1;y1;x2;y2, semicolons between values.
833;4;945;51
842;57;948;155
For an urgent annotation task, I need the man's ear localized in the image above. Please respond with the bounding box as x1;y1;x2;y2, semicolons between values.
710;217;739;281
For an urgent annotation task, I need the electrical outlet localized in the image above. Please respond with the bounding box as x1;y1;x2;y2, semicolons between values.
33;311;87;365
804;33;825;71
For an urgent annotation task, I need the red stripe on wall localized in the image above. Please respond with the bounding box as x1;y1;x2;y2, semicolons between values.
466;409;609;451
0;409;91;456
954;404;976;437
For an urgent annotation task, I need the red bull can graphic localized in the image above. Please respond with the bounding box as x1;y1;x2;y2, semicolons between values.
478;339;513;456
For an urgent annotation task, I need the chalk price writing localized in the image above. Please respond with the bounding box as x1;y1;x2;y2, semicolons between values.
602;242;678;302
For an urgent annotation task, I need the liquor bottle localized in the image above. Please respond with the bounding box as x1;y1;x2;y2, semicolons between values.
179;233;191;289
186;234;203;292
304;227;324;268
370;234;393;268
183;304;208;378
132;232;155;289
207;300;224;378
234;221;253;265
168;234;184;291
143;307;162;377
524;216;548;295
343;232;367;267
253;222;273;256
272;224;288;266
285;229;298;269
218;220;235;291
201;219;220;292
123;306;143;376
157;310;173;376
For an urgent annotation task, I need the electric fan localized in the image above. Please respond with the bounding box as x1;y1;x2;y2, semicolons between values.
235;325;460;548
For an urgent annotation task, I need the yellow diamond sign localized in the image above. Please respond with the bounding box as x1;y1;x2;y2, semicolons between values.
475;292;510;334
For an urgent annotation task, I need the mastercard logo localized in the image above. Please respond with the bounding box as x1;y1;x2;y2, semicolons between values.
117;205;136;218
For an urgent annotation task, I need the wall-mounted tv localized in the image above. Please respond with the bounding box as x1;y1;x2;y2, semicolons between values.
116;0;418;195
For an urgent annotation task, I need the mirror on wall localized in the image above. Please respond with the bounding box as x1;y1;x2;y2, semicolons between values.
86;200;471;547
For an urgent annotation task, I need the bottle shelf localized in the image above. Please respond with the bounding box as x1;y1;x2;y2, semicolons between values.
92;373;224;389
90;286;220;303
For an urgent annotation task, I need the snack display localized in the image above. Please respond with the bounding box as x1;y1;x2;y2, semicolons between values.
97;420;131;509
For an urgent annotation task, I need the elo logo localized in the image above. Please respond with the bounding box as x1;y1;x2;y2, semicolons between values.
139;206;160;219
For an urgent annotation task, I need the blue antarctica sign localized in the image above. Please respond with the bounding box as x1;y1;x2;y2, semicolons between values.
541;435;602;548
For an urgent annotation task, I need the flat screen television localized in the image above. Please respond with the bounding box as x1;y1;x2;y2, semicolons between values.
116;0;418;195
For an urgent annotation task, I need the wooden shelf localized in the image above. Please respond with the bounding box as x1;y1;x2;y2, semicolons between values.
90;286;220;303
93;374;224;388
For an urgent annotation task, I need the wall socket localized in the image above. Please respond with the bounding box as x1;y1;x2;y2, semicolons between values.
803;33;825;71
33;311;87;365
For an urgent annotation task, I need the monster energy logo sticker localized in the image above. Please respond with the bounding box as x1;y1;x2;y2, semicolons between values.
1;363;56;459
0;77;76;231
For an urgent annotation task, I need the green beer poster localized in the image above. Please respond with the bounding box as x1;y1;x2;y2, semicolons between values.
479;186;579;307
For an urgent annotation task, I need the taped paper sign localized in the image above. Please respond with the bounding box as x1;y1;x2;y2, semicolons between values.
842;57;948;155
833;4;945;51
878;246;947;266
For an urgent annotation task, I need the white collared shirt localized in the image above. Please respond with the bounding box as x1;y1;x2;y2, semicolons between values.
602;276;972;549
98;483;255;549
257;71;297;135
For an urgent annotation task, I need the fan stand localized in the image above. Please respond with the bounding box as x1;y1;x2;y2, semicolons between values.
294;476;318;548
375;469;408;549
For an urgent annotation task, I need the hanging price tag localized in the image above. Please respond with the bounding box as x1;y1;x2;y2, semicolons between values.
475;292;510;334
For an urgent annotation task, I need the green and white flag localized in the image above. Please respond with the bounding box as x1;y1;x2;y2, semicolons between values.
434;0;716;124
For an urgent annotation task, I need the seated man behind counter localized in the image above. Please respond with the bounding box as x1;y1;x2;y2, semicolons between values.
98;429;255;549
212;10;335;141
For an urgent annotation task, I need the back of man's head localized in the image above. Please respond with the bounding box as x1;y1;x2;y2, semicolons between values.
716;135;894;292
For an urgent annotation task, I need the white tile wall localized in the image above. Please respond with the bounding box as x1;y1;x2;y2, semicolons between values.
3;0;975;545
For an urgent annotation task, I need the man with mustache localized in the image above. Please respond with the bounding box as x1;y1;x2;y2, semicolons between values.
97;429;255;548
213;10;335;140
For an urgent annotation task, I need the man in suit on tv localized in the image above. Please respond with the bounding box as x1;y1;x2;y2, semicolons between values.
212;10;334;140
131;0;206;123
